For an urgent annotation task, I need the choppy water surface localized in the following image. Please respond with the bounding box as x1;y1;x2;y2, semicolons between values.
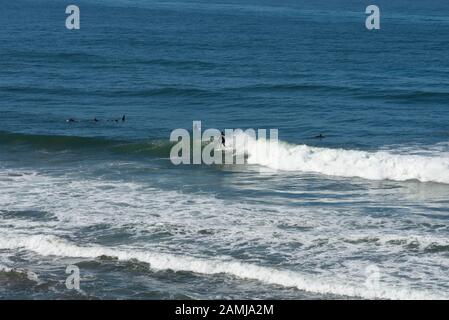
1;0;449;299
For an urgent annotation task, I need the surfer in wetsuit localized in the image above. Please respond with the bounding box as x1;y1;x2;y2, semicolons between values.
221;131;226;147
122;115;126;122
315;133;325;139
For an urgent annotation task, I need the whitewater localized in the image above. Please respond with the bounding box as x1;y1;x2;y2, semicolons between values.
1;167;449;299
233;132;449;184
0;233;445;300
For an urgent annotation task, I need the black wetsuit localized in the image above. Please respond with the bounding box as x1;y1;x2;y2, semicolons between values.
221;132;226;146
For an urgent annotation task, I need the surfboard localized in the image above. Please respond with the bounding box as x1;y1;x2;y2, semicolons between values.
214;145;234;154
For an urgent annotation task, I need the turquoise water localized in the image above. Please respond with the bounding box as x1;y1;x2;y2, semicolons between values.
1;0;449;299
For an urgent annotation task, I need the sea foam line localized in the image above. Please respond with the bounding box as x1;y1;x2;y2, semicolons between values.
0;234;444;300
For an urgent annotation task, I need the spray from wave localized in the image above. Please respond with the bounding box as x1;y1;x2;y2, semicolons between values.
233;132;449;184
0;233;444;300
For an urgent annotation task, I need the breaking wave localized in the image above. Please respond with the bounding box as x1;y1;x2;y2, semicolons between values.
2;130;449;184
234;132;449;184
0;234;444;300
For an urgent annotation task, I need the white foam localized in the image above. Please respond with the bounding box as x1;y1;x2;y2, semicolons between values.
1;169;448;299
0;233;444;300
343;234;449;250
232;132;449;184
0;264;13;273
0;263;41;283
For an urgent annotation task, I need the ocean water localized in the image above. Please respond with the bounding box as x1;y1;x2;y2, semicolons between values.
1;0;449;299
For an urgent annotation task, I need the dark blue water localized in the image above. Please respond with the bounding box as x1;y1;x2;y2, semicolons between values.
1;0;449;299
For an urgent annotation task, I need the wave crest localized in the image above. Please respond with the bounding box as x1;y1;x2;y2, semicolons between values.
0;234;444;300
235;132;449;184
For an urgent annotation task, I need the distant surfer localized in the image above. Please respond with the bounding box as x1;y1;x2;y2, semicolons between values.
67;115;125;123
314;133;325;139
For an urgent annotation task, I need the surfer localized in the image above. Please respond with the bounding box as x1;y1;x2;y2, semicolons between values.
93;117;99;122
314;133;325;139
221;131;226;147
66;118;77;123
122;115;126;122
